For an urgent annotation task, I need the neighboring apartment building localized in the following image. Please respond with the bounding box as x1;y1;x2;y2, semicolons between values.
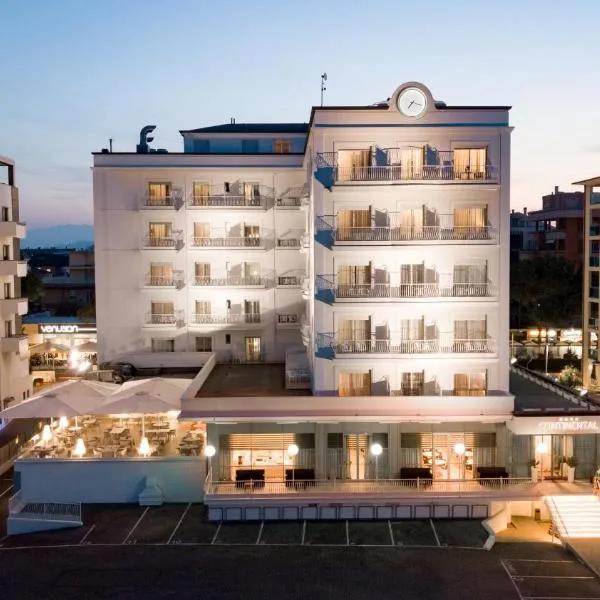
526;187;584;268
509;207;537;263
95;81;516;482
0;156;31;409
93;124;308;362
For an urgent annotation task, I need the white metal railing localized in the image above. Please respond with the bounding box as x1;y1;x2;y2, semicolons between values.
277;275;303;287
144;311;184;325
276;197;302;208
140;194;181;209
335;225;496;242
333;281;492;299
193;275;271;288
142;235;182;248
191;313;262;325
322;333;494;355
191;236;265;248
277;314;299;325
277;238;302;248
9;490;82;522
189;195;269;209
144;274;182;287
205;477;535;497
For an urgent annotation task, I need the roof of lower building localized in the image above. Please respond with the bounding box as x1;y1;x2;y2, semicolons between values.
180;123;309;135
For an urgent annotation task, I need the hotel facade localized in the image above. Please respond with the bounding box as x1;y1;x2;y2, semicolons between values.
91;83;600;518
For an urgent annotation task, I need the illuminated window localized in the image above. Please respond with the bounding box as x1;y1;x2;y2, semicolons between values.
274;139;291;153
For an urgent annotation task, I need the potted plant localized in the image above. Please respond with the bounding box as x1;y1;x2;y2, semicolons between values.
566;457;577;483
529;459;539;483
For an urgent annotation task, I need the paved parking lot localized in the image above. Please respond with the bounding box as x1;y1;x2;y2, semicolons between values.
0;502;490;548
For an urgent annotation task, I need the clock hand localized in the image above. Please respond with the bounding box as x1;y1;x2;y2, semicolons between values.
408;100;415;109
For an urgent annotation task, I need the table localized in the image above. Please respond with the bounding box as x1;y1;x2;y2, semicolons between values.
109;427;128;436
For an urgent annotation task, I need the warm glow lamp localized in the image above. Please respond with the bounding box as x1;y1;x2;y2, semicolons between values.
536;441;548;454
58;416;69;430
73;438;86;458
370;443;383;480
454;442;466;456
287;443;299;458
41;424;53;444
204;444;216;458
138;436;151;457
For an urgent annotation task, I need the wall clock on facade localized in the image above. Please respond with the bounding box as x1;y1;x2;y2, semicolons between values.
397;87;427;117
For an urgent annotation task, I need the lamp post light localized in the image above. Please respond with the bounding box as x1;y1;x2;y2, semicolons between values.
205;444;216;478
370;442;383;480
536;441;548;482
287;443;299;484
454;442;466;479
73;437;86;458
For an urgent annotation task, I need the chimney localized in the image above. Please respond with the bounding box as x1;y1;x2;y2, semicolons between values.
524;207;527;215
555;185;559;195
230;117;236;124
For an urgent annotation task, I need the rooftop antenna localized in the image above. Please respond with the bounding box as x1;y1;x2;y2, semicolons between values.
109;138;113;153
320;73;327;107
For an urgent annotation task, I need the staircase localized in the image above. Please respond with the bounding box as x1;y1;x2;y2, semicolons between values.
545;495;600;538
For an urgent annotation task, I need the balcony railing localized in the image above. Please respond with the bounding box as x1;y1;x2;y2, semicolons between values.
315;148;497;187
142;234;183;249
191;313;262;325
144;273;183;287
316;275;493;300
189;185;273;209
277;275;303;287
316;214;496;245
277;238;301;248
140;193;183;209
590;256;600;268
277;314;300;327
191;236;266;249
317;332;494;356
193;275;271;288
144;311;184;326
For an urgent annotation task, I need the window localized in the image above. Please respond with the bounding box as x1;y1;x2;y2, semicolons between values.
195;336;212;352
193;222;210;246
194;140;210;153
1;207;9;222
244;300;260;323
195;300;211;317
150;301;175;324
401;372;424;396
337;150;370;181
337;208;371;241
148;182;171;206
274;139;291;153
453;148;487;179
148;222;173;247
243;182;260;204
151;338;175;352
242;139;259;153
453;372;487;396
225;334;231;344
192;182;210;206
4;320;12;337
149;263;173;286
2;245;10;260
338;372;371;397
194;262;211;285
3;283;11;299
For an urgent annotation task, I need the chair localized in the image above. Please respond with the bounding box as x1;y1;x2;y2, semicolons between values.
117;447;128;457
93;448;103;458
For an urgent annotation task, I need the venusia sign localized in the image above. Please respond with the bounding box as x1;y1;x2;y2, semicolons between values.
508;416;600;435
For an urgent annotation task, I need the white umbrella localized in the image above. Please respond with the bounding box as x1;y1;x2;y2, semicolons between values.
0;379;118;419
90;377;189;415
74;341;98;353
30;340;71;354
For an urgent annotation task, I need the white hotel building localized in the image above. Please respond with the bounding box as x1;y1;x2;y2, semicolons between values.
92;82;600;514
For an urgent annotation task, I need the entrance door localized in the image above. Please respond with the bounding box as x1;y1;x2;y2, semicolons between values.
344;433;368;479
534;434;574;479
244;336;261;362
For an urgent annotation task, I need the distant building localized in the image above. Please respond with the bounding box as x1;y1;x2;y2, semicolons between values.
526;187;584;268
510;207;537;262
0;155;31;409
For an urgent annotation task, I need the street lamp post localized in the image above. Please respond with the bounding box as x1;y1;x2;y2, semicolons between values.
287;443;299;484
370;443;383;480
453;442;466;480
205;444;216;479
536;441;548;482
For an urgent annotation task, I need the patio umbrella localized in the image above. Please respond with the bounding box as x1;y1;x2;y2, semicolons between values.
74;341;98;353
29;340;71;354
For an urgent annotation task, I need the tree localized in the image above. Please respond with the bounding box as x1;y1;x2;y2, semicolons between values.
21;272;43;310
510;256;582;328
77;303;96;320
557;366;582;389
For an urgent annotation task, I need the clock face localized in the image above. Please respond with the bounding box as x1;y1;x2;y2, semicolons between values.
397;87;427;117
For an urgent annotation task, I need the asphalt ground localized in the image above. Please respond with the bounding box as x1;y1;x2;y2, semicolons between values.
1;542;599;599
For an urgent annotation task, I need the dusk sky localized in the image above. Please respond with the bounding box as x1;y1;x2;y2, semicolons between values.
1;0;600;228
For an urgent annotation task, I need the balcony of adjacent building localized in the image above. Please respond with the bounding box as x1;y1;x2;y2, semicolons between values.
190;224;270;250
275;184;309;210
276;271;305;289
188;182;273;210
315;318;494;359
189;300;263;329
191;263;273;289
276;313;302;329
315;206;496;248
0;260;27;277
314;146;498;189
315;263;494;304
0;295;28;315
143;303;185;328
141;224;184;251
276;229;308;251
142;265;185;289
139;182;184;210
0;215;26;239
1;329;28;355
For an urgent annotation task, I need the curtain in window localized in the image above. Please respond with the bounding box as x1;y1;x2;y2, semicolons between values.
151;301;173;315
401;372;424;395
192;182;209;205
195;337;212;352
400;318;424;340
149;222;171;240
195;300;211;315
453;207;487;228
243;183;260;202
148;182;170;205
195;262;210;281
150;263;173;285
338;372;371;396
454;372;487;396
338;208;371;240
337;319;370;352
454;319;487;340
453;149;487;178
400;146;424;179
244;262;261;282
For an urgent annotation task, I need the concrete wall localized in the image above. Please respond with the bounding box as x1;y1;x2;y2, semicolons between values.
15;457;206;504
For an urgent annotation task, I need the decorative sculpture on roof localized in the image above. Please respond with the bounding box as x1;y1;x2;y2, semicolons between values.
136;125;156;154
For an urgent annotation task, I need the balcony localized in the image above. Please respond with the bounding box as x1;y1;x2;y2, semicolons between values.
315;275;493;303
143;311;185;327
275;184;308;209
316;332;494;359
188;185;273;210
315;215;496;248
0;260;27;277
590;257;600;268
143;273;184;289
1;334;28;355
276;231;306;250
0;221;26;239
314;148;498;189
192;274;272;288
191;234;268;250
277;314;300;329
592;225;600;237
141;233;184;250
139;193;183;210
0;297;28;315
277;274;303;288
190;313;262;327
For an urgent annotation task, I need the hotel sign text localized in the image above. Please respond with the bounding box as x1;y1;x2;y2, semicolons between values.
538;417;599;433
38;324;97;334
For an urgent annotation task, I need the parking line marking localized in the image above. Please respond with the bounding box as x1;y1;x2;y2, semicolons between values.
388;521;395;545
0;485;14;499
167;502;191;545
429;519;441;547
301;520;306;545
506;559;576;563
79;524;95;545
256;521;264;545
122;507;149;545
345;520;350;546
210;522;222;545
500;560;524;600
517;575;595;579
